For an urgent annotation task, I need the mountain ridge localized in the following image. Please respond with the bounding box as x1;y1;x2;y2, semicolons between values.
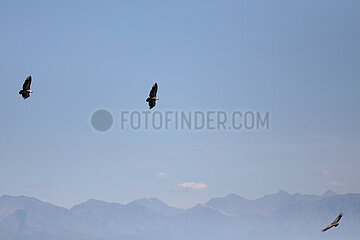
0;190;359;240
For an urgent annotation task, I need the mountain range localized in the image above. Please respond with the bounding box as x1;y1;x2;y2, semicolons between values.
0;190;359;240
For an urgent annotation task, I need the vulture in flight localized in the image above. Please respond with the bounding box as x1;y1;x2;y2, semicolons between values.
146;83;159;109
19;75;33;99
322;213;343;232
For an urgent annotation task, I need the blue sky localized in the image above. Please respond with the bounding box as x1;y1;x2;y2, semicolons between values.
0;0;359;208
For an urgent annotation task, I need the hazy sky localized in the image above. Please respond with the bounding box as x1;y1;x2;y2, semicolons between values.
0;0;359;208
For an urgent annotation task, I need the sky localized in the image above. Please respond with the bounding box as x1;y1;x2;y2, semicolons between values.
0;0;359;208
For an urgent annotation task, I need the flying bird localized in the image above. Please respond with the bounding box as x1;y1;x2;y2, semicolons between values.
146;83;159;109
19;75;33;99
322;213;343;232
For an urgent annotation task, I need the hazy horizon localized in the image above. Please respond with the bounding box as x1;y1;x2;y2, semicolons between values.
1;189;359;239
0;188;348;209
0;188;355;209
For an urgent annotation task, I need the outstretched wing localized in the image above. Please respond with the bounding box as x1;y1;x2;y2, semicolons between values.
149;83;158;98
322;224;333;232
23;75;32;90
148;100;156;109
333;213;343;223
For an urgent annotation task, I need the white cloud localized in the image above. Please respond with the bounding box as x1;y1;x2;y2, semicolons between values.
174;182;208;192
157;172;168;179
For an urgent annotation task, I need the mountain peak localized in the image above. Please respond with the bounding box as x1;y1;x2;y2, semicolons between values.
277;190;290;195
0;194;46;206
225;193;247;200
207;193;247;205
322;190;338;198
1;194;32;200
134;197;166;205
71;198;124;211
83;199;109;205
131;197;182;215
262;190;290;199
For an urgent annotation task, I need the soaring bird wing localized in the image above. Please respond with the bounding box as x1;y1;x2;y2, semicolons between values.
333;213;343;223
21;92;30;99
23;76;32;90
148;100;156;109
322;224;334;232
149;83;158;98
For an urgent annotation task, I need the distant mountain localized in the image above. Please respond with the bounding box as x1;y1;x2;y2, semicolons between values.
270;193;360;239
0;195;37;220
206;190;320;216
71;199;168;239
0;191;359;240
322;190;338;198
206;193;249;215
0;195;93;240
131;198;182;216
